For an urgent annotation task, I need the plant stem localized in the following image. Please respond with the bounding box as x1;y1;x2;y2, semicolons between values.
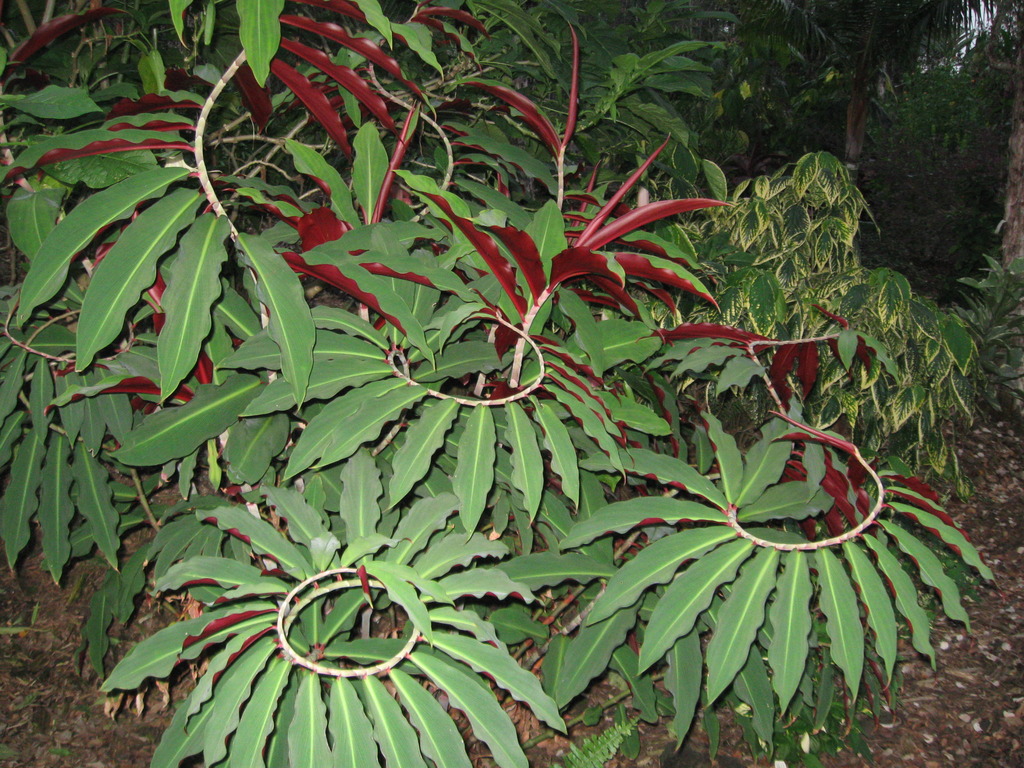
130;468;161;531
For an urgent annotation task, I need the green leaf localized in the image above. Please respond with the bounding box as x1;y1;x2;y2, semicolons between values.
286;139;357;224
6;186;63;259
240;234;315;406
734;648;775;747
888;502;992;580
158;214;230;399
705;547;779;702
389;399;460;505
735;424;792;506
392;21;440;73
844;541;897;681
353;122;388;221
452;405;496;534
412;651;528;768
702;412;744;503
391;667;473;768
263;486;329;550
224;414;289;485
115;374;262;466
5;85;99;119
102;615;208;691
702;159;727;200
72;444;120;568
170;0;194;42
621;447;728;509
439;567;536;602
432;632;564;731
526;200;567;277
226;657;290;768
665;631;701;747
414;532;508;580
816;548;864;698
75;188;199;366
329;677;380;768
767;551;812;712
359;675;428;768
19;167;189;323
201;505;313;577
639;539;753;671
155;554;278;593
881;520;971;629
589;527;735;624
150;687;213;768
737;481;823;523
554;605;638;708
289;675;331;768
498;552;615;590
560;497;723;550
339;448;385;540
535;401;579;507
237;0;284;85
38;435;73;582
200;637;279;765
284;379;423;478
387;493;460;565
1;428;44;567
364;561;435;643
505;401;543;518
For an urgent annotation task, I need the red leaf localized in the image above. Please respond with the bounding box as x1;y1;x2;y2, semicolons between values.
768;344;798;408
411;6;487;35
280;15;422;96
813;304;850;329
193;351;213;385
549;247;623;291
614;251;715;304
796;341;819;398
279;38;396;133
283;251;406;334
271;59;352;157
234;63;273;133
106;94;201;119
5;137;193;180
657;323;767;345
298;207;347;250
9;8;124;64
590;275;640;315
99;376;193;403
466;80;560;157
164;67;213;92
488;226;547;303
357;564;372;598
773;411;860;456
289;0;364;22
421;192;527;319
563;26;580;149
579;198;727;252
372;108;417;224
182;609;276;650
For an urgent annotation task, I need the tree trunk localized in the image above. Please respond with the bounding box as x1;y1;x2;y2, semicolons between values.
844;64;871;171
1002;31;1024;267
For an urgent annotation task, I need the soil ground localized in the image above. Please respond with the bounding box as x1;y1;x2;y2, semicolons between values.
1;415;1022;768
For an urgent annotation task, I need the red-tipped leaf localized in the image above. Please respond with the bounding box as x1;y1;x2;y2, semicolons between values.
466;79;561;157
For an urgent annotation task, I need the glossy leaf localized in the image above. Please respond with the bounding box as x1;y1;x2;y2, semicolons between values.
844;541;897;680
115;374;262;466
433;631;564;730
554;604;638;708
505;401;543;518
226;657;290;768
1;427;44;567
237;0;284;85
359;675;428;768
767;551;812;712
536;400;579;506
158;214;230;399
388;399;460;505
38;435;73;581
339;449;384;542
589;527;735;624
452;405;496;534
77;188;200;367
72;444;120;568
18;166;188;323
816;547;864;697
200;505;313;577
621;447;728;509
560;497;723;550
102;615;208;691
353;122;388;223
412;651;529;768
6;186;63;259
665;631;702;746
499;551;615;590
705;546;779;702
364;561;434;643
391;667;473;768
639;539;753;671
287;139;357;224
240;234;314;406
224;414;289;485
289;675;331;768
702;412;744;503
329;677;379;768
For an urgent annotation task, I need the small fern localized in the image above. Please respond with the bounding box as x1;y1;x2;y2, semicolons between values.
553;718;638;768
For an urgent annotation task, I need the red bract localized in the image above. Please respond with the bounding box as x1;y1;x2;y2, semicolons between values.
233;63;273;133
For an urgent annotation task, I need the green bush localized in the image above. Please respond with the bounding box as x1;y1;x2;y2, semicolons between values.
0;3;990;766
